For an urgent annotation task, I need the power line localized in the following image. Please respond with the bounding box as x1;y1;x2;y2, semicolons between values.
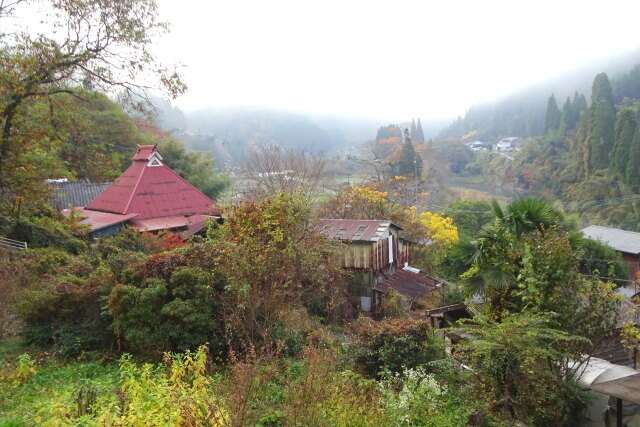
74;135;135;151
14;116;139;152
427;194;640;216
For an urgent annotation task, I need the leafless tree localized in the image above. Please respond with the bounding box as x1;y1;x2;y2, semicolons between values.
244;145;328;198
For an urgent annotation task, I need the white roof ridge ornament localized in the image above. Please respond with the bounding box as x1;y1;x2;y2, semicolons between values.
147;152;164;167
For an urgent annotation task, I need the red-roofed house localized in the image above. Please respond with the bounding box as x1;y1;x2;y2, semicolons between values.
63;145;221;238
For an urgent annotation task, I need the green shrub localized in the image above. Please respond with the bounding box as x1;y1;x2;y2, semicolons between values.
27;247;71;274
8;353;37;387
109;265;226;353
579;238;630;285
346;317;444;377
64;237;88;255
17;273;114;357
9;220;68;249
95;346;228;425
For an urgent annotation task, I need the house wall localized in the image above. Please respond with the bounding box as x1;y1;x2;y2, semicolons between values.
89;223;125;239
336;226;412;312
621;252;640;280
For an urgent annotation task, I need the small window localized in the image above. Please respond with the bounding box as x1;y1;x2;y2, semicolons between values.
352;225;368;238
334;228;348;239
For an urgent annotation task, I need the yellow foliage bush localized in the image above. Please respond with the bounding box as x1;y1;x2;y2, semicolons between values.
419;211;459;247
95;346;228;426
9;353;37;387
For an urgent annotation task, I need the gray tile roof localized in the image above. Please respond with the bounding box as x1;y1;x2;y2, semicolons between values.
581;225;640;255
48;181;111;210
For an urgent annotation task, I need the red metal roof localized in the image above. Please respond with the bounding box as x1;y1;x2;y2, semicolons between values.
373;268;440;299
85;145;220;220
62;208;138;232
131;214;216;234
132;144;159;161
318;219;403;242
131;216;190;231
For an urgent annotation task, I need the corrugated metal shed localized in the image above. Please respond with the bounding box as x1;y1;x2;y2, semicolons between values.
85;145;220;220
373;268;439;299
582;225;640;255
589;373;640;405
62;208;138;232
318;219;403;242
49;181;111;210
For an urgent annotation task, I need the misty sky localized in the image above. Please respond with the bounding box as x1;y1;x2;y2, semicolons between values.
157;0;640;120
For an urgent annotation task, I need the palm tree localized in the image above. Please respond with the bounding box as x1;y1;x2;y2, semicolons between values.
491;198;564;238
462;198;566;300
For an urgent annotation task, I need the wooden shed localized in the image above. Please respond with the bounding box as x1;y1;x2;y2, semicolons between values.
318;219;413;311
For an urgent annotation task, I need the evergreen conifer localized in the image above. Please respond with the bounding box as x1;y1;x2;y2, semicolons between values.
397;137;422;177
415;118;425;144
592;73;615;106
544;94;562;134
610;108;636;177
588;100;616;171
626;121;640;184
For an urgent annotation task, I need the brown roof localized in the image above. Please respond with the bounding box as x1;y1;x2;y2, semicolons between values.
181;215;218;239
62;208;138;232
318;219;403;242
131;216;192;231
374;268;440;299
131;214;216;237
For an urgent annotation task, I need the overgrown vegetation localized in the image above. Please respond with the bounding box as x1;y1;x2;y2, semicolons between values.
1;1;635;425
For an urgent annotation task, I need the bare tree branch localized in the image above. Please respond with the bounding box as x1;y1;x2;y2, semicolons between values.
244;145;328;199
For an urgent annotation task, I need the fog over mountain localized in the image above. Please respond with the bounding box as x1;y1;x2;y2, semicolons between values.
152;47;640;166
154;104;451;166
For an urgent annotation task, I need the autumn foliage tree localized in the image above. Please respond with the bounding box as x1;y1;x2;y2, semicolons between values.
0;0;186;200
217;192;348;353
319;179;458;270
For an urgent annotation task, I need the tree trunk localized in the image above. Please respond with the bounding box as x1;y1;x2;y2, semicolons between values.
0;101;19;199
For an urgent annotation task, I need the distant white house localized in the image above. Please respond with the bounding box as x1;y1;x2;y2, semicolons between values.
496;137;522;152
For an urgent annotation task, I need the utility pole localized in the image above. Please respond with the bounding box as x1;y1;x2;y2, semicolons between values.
414;158;418;206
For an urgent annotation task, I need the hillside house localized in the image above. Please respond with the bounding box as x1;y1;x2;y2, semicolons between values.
62;145;221;238
496;137;521;152
318;219;440;312
469;141;489;151
581;225;640;279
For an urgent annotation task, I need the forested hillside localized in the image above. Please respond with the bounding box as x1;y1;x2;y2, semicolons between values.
0;85;227;215
435;62;640;231
505;70;640;230
438;49;640;141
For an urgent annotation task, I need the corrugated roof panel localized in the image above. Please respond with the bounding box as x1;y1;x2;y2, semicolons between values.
373;269;439;299
581;225;640;255
318;219;402;241
49;181;111;210
131;216;190;231
62;208;138;232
